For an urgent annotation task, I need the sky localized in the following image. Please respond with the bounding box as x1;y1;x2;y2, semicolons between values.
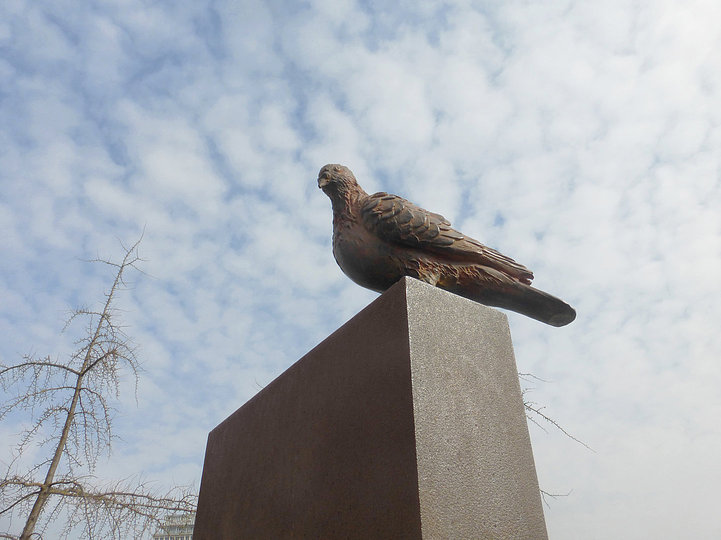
1;0;720;538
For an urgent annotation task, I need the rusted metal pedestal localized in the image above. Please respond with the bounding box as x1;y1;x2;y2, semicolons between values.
195;277;548;539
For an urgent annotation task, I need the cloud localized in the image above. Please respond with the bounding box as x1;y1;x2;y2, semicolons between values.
1;0;721;538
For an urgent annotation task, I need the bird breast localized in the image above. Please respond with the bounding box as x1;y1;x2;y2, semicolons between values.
332;222;409;293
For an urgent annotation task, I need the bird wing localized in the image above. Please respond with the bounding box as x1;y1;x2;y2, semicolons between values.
361;192;534;284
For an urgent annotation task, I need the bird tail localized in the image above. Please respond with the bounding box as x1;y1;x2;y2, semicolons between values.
492;283;576;327
444;278;576;327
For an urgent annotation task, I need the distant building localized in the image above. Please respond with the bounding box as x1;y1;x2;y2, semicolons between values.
152;512;195;540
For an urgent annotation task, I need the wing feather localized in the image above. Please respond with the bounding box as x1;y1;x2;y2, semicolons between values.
361;192;534;284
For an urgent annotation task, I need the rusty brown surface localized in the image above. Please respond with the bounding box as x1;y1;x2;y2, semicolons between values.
195;279;422;539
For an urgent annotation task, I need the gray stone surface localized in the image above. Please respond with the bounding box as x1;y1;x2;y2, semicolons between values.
194;277;548;539
405;278;548;539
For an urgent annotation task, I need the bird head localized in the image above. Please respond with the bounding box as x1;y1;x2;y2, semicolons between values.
317;164;358;196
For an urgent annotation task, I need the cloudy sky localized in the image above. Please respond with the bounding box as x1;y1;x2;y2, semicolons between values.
1;0;720;538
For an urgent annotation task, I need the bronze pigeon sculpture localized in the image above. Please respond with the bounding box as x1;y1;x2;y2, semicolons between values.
318;164;576;327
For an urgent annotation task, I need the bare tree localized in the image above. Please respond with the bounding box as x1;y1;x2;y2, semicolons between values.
0;238;197;539
520;372;593;451
520;371;592;507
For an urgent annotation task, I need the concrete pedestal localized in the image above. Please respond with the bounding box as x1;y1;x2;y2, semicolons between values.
195;277;548;539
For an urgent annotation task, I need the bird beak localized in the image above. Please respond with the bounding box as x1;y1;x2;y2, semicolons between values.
318;174;330;189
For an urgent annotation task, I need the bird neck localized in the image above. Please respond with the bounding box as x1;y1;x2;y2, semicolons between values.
331;186;366;225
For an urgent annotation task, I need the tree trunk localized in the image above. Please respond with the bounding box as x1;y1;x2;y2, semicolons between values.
20;374;84;539
20;266;122;539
